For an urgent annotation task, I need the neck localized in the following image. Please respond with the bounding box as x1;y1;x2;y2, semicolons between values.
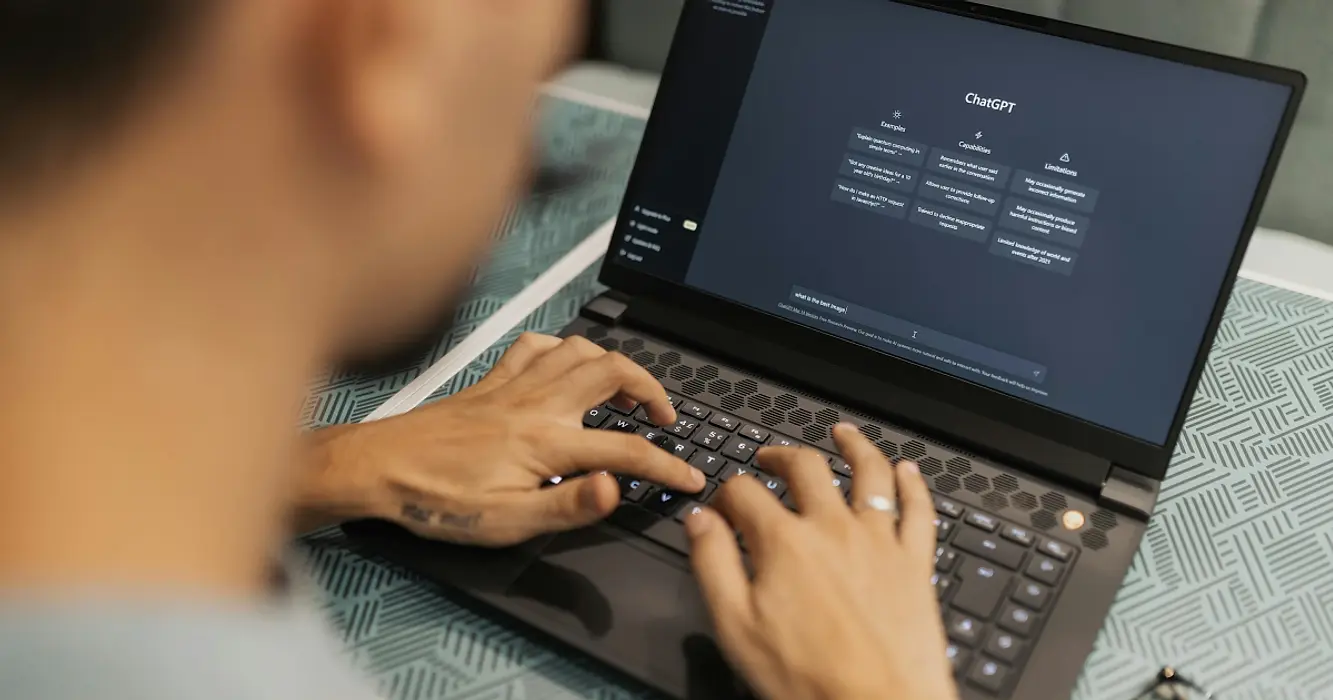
0;144;338;600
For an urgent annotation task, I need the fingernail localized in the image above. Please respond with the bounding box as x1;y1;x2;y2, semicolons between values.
901;461;919;475
684;506;712;536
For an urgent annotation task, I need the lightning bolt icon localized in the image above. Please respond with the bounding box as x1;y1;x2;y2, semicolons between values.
975;131;984;140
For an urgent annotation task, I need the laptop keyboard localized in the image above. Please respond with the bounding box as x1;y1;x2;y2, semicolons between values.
578;392;1079;697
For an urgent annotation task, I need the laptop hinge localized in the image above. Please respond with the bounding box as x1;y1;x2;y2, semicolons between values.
1097;467;1159;521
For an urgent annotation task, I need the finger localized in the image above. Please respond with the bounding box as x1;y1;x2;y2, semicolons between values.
488;473;623;543
548;430;706;493
838;424;899;530
685;506;755;649
464;333;563;396
714;476;792;561
558;352;676;426
895;460;936;562
755;446;845;517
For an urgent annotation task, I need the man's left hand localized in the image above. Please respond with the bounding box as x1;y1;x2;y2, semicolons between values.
298;333;705;546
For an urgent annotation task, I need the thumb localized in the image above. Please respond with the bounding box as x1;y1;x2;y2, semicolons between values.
492;473;621;543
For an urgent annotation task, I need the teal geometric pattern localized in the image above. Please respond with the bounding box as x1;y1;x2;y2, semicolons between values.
1076;278;1333;700
299;98;1333;700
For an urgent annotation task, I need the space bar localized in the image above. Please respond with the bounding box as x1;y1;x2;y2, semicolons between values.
608;506;691;555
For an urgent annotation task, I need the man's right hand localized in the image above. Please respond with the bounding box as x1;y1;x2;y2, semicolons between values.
686;424;959;700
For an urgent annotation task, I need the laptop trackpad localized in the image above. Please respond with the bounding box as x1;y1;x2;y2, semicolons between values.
503;527;739;698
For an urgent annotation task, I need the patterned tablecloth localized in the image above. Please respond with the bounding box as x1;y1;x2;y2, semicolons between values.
299;95;1333;700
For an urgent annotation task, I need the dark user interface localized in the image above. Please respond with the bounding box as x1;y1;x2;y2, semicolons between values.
612;0;1291;444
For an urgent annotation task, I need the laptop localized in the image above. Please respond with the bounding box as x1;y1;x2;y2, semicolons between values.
344;1;1304;697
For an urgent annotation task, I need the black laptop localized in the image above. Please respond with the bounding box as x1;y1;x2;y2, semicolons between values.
345;1;1305;697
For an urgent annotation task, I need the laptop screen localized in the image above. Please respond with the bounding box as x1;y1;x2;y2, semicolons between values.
611;0;1294;445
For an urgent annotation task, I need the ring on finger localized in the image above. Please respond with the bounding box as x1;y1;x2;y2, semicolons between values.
859;494;900;520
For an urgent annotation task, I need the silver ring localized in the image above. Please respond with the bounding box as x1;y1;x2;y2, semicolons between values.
862;495;899;519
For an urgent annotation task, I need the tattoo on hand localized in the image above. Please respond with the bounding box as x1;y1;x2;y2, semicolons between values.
400;503;480;531
401;503;433;523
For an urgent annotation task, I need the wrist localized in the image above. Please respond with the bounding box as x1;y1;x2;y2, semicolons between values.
294;425;387;532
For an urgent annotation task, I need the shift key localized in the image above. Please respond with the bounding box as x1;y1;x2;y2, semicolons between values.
954;527;1027;570
953;561;1013;619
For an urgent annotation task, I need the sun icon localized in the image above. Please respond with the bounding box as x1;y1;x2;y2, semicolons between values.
893;110;903;120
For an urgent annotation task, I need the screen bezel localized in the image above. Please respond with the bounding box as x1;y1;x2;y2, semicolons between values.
597;0;1307;480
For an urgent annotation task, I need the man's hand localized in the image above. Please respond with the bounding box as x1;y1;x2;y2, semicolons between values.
686;424;958;700
299;333;705;546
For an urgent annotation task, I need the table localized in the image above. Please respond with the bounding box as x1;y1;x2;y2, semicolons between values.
299;95;1333;700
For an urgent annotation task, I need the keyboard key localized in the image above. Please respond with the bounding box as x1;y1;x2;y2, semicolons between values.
680;402;711;420
640;427;670;448
739;424;770;442
721;464;760;482
946;643;971;674
674;500;706;523
935;496;965;519
644;488;687;516
967;658;1009;694
830;474;852;499
954;527;1027;570
1001;523;1035;547
692;428;729;451
667;417;700;439
618;477;652;503
758;474;787;498
1039;538;1074;561
935;517;956;542
632;405;652;423
1012;580;1050;611
1026;555;1065;586
605;417;638;433
769;434;798;448
665;439;695;461
608;401;637;416
709;413;740;431
946;612;982;647
722;439;759;462
965;511;1000;532
998;603;1037;637
584;407;610;428
931;573;955;602
935;546;959;574
830;457;853;478
689;452;728;478
953;562;1013;619
986;631;1024;664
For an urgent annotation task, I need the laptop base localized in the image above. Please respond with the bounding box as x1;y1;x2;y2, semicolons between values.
344;311;1149;700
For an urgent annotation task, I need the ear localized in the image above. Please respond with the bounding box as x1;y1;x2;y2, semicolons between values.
299;0;429;173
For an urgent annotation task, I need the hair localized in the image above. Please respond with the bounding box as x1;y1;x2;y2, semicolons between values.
0;2;211;181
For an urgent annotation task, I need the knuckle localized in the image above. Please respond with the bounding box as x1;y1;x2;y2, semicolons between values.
564;335;605;358
604;352;640;378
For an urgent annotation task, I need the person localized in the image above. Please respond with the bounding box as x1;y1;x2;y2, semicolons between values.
0;3;956;700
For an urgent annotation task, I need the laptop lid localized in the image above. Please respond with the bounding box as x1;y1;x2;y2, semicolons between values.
598;0;1305;481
